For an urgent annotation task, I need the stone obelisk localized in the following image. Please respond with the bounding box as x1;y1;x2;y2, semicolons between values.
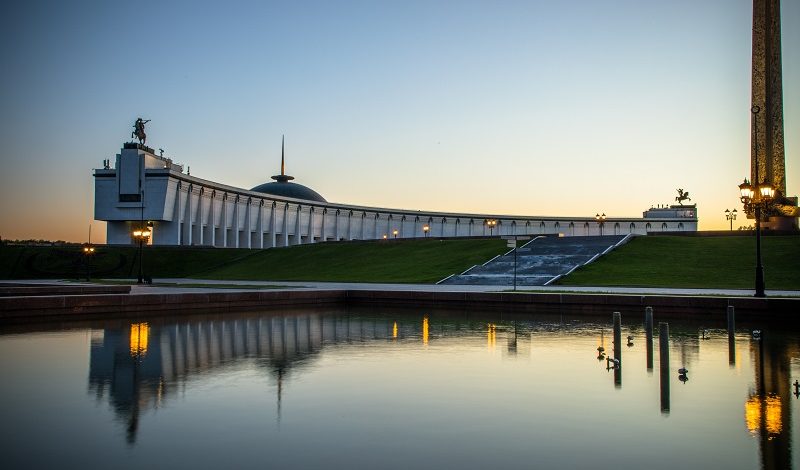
751;0;785;194
751;0;798;228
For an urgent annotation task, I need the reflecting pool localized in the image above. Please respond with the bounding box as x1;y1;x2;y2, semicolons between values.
1;308;798;469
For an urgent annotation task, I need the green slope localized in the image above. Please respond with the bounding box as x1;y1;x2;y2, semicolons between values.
557;235;800;290
194;239;507;283
0;239;507;284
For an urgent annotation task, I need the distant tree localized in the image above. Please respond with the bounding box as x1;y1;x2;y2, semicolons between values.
5;238;75;246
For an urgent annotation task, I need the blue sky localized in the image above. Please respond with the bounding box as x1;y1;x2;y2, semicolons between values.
1;0;798;241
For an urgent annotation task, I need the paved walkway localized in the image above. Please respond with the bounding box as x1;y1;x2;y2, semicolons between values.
133;278;800;297
6;278;800;297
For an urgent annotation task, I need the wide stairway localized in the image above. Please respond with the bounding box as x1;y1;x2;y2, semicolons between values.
440;235;629;287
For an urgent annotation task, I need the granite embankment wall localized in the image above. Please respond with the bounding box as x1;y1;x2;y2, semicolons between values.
0;289;797;324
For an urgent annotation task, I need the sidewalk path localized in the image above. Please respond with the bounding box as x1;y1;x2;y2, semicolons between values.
5;278;799;298
144;278;800;298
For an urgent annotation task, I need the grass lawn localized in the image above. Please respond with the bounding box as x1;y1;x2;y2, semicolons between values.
557;235;800;290
6;236;795;289
194;239;507;283
0;245;257;280
1;239;507;284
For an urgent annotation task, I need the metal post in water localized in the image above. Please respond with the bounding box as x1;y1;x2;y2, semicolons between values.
645;306;654;371
613;312;622;388
727;305;736;366
659;322;670;413
513;245;518;291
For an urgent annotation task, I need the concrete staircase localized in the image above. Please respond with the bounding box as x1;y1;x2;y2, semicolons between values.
439;235;631;287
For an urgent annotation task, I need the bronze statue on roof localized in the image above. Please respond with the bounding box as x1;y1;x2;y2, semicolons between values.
131;118;151;145
675;188;691;205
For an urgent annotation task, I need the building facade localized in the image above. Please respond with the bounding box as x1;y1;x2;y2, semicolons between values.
94;144;698;247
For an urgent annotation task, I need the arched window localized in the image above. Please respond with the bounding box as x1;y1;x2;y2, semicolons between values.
614;222;620;235
678;222;684;231
662;222;668;231
630;222;635;233
646;223;651;232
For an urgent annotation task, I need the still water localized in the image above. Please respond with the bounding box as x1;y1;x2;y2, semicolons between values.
0;308;798;469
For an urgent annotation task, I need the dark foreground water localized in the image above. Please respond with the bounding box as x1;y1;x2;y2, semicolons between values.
1;308;798;469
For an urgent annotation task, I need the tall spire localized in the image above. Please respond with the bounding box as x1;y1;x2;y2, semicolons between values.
281;134;285;176
271;134;294;182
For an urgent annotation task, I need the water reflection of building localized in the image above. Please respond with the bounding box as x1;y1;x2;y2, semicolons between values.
745;333;796;470
89;314;430;443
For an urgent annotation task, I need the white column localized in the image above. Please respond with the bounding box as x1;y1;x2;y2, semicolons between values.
334;210;340;241
210;192;216;247
233;197;240;248
194;189;201;244
347;211;353;240
245;199;252;249
360;213;366;240
294;205;302;245
374;214;380;239
222;194;228;247
174;185;182;244
269;202;277;248
257;201;265;249
308;207;315;244
321;208;327;242
198;189;205;246
282;204;289;247
185;186;193;246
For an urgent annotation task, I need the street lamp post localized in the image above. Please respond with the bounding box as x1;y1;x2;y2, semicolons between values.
595;213;606;236
132;227;151;284
486;219;497;236
725;208;737;231
392;229;398;239
422;224;430;238
82;245;95;281
739;105;775;298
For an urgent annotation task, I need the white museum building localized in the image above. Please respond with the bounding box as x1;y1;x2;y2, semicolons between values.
94;142;698;248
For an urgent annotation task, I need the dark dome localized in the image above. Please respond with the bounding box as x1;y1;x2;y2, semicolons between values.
250;181;327;202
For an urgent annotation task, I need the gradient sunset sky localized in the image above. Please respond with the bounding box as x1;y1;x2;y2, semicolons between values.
1;0;798;242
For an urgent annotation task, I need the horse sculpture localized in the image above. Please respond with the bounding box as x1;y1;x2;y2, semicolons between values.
675;188;691;205
131;118;151;145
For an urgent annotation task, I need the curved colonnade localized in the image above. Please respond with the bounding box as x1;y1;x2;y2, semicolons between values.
95;146;697;247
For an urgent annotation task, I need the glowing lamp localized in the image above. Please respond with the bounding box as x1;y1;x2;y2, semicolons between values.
739;179;754;200
758;183;775;199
